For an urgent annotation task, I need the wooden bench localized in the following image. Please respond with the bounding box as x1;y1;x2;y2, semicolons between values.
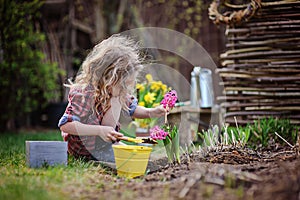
168;105;221;146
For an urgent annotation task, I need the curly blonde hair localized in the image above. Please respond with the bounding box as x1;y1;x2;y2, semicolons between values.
72;34;143;115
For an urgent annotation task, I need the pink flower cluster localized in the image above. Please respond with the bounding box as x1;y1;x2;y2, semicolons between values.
160;90;178;109
149;125;169;140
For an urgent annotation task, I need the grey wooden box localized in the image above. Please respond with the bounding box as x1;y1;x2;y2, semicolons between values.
26;141;68;168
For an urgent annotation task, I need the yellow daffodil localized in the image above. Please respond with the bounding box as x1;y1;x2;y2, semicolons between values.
144;92;156;104
136;83;145;92
139;121;148;128
138;101;145;107
161;84;168;93
145;74;153;83
135;74;172;129
150;81;162;91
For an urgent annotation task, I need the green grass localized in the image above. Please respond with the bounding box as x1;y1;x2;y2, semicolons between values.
0;130;109;200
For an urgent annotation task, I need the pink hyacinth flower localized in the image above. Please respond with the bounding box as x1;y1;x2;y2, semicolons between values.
161;90;178;109
150;125;169;140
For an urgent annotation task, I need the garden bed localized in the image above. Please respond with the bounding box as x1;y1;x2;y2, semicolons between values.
66;145;300;200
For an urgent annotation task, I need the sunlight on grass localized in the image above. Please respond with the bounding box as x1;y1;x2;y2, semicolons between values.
0;130;108;200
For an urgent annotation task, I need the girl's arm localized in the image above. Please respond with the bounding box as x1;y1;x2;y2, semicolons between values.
60;121;123;142
132;105;166;119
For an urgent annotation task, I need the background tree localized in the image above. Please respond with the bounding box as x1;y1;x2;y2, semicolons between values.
0;0;63;131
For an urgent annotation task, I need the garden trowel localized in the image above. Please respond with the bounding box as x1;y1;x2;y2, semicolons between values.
116;136;157;145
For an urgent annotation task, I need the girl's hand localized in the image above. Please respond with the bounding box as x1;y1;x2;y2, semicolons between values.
98;126;123;143
149;105;167;118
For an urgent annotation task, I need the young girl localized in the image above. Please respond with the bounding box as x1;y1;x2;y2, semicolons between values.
58;34;166;162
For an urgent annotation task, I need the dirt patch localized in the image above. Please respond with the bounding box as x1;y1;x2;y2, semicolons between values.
68;147;300;200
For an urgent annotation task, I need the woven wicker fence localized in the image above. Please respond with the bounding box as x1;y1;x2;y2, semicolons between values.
209;0;300;125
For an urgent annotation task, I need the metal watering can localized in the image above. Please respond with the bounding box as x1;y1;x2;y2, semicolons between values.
190;66;214;108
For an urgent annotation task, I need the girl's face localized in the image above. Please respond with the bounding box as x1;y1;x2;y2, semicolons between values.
128;72;138;89
125;76;136;90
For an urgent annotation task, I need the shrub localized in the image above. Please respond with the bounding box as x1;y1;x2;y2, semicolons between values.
0;0;63;130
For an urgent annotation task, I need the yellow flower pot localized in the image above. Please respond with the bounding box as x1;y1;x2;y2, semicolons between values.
112;145;152;178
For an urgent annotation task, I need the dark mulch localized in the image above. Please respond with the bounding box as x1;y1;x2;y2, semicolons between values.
68;146;300;200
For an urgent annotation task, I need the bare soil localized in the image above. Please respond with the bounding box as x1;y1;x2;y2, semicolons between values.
69;146;300;200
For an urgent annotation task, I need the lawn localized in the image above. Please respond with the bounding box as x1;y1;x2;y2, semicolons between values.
0;130;110;200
